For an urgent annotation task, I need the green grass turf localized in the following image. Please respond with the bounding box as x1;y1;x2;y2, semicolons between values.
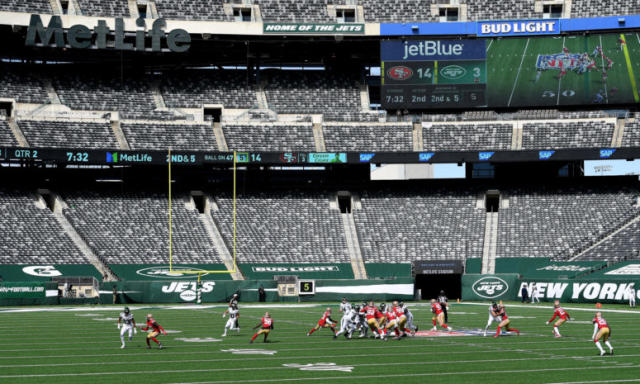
0;301;639;384
487;33;640;107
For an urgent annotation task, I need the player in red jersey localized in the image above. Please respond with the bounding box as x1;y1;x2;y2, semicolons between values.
591;312;613;356
430;299;452;331
250;312;273;343
546;300;571;337
364;301;386;339
383;306;401;339
494;304;520;338
392;300;413;336
307;307;337;338
141;314;167;349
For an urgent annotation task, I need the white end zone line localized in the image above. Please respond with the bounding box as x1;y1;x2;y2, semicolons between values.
456;302;640;315
508;38;530;106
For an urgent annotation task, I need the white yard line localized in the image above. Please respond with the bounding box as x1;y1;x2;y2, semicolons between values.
2;360;636;380
4;352;639;370
600;35;609;103
508;38;530;106
166;365;639;384
557;36;566;105
486;39;493;52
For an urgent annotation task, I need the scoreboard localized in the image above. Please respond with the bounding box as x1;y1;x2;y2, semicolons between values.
380;40;487;109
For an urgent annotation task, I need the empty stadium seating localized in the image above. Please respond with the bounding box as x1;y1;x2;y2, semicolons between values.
0;68;49;104
121;122;217;151
52;73;156;119
62;192;223;264
497;184;639;259
161;70;257;109
521;121;615;149
354;188;485;262
621;120;640;147
570;0;640;17
18;119;119;149
211;191;350;263
155;0;228;21
264;71;361;114
76;0;130;17
575;220;640;261
423;123;512;151
0;190;85;264
256;0;329;22
362;0;437;22
323;123;413;152
0;0;51;14
0;119;17;146
223;122;315;151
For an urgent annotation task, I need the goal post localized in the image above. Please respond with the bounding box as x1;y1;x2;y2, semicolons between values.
168;148;238;275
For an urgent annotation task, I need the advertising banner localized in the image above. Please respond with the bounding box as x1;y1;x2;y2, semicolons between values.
240;264;354;280
412;260;463;274
0;264;103;281
518;279;639;303
462;274;520;301
476;19;559;37
263;23;364;34
108;264;233;281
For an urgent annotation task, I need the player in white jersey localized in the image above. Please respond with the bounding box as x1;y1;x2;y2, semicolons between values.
399;301;418;332
483;302;502;337
335;306;357;338
222;304;240;336
117;307;137;349
339;298;352;313
628;285;636;308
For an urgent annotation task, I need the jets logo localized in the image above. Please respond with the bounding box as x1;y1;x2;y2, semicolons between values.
387;66;413;81
136;266;208;279
472;277;509;299
440;65;466;80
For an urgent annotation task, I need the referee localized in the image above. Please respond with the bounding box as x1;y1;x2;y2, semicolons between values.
437;290;449;323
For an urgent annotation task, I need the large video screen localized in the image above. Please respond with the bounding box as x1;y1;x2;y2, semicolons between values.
381;33;640;109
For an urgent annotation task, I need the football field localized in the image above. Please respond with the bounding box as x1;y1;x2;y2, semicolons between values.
1;302;639;384
487;33;640;107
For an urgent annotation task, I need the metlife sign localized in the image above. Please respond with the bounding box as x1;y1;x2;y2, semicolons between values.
477;19;559;37
381;40;486;62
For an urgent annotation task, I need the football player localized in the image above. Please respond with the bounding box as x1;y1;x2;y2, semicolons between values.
431;299;452;331
357;304;369;338
339;297;352;313
335;304;358;338
483;301;502;337
222;303;240;336
229;293;239;329
592;312;613;356
546;300;571;337
307;307;337;338
117;306;137;349
399;301;418;332
141;314;167;349
392;301;412;336
250;312;273;343
364;301;385;339
384;306;402;339
494;304;520;338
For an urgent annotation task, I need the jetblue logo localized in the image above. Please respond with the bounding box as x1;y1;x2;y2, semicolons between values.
600;149;616;158
359;153;375;162
479;152;495;161
539;150;555;160
419;152;435;162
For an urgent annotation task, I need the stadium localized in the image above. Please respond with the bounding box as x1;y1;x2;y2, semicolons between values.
1;0;640;383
